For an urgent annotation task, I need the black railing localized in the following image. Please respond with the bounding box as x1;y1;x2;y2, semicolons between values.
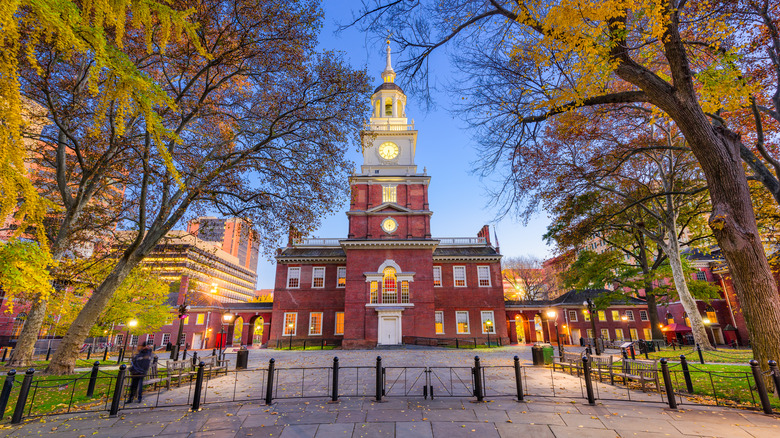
401;336;506;348
273;338;342;350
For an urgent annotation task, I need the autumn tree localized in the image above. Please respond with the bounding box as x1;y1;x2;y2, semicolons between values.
502;255;552;301
21;0;370;374
353;0;780;369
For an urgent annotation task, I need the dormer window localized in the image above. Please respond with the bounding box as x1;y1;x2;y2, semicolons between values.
382;185;397;203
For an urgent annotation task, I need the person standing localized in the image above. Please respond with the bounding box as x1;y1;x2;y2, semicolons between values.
127;341;153;403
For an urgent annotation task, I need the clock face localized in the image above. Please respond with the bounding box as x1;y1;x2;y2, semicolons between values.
378;142;399;160
381;217;398;234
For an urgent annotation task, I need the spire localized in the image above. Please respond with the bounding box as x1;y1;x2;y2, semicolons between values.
381;39;396;83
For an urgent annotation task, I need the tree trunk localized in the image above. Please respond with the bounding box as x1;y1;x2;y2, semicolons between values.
46;257;137;374
7;300;48;367
671;106;780;370
645;291;664;340
663;230;713;350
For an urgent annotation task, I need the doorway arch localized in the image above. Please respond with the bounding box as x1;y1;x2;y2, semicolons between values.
232;316;244;345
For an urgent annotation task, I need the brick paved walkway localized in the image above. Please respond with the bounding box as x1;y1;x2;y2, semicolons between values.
1;348;777;437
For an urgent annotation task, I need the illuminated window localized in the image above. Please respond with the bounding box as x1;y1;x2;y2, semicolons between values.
382;185;397;203
283;313;297;336
435;311;444;334
453;266;466;287
337;267;346;288
600;329;610;340
481;311;495;334
370;281;379;304
11;313;26;337
597;310;606;322
706;306;718;323
639;310;649;321
666;313;675;324
629;328;638;341
382;267;397;303
583;309;591;321
684;312;690;327
309;312;323;336
611;310;620;321
400;280;409;303
477;266;491;287
615;329;624;341
568;310;578;322
196;314;205;325
433;266;442;287
643;328;652;340
586;329;593;339
626;310;635;321
287;267;301;289
312;267;325;288
183;316;190;325
335;312;344;335
456;311;470;334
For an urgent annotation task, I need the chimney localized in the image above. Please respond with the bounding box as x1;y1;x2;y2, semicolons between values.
287;225;302;247
477;225;491;245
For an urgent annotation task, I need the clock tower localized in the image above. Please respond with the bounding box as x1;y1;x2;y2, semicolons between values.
347;42;431;240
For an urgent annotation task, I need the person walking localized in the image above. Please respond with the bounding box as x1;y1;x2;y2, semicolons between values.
127;341;153;403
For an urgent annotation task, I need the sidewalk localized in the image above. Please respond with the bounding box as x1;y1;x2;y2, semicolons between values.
2;394;778;438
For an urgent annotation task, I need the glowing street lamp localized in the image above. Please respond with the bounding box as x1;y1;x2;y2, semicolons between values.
221;312;234;358
621;314;631;341
702;317;716;349
121;319;138;363
583;299;600;355
287;322;295;350
546;310;561;356
485;320;494;348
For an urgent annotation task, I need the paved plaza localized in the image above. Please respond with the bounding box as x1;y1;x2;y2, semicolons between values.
1;348;778;437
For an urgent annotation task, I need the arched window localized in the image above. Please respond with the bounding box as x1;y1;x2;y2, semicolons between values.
683;312;690;327
666;312;674;325
705;306;718;323
382;267;397;303
12;313;27;338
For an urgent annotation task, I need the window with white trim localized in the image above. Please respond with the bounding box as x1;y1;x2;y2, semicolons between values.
639;310;649;321
629;328;639;341
643;328;652;340
481;311;496;334
400;280;409;303
161;333;170;346
615;329;624;341
586;329;593;339
611;310;620;321
435;311;444;334
600;329;610;340
477;266;491;287
147;334;155;345
312;267;325;288
335;312;344;335
309;312;323;336
180;334;186;345
433;266;442;287
370;281;378;304
382;185;397;203
456;311;470;334
130;335;139;346
626;310;635;321
287;267;301;289
568;310;578;322
116;334;124;345
337;267;346;288
453;266;466;287
283;312;297;336
696;271;707;281
196;314;205;325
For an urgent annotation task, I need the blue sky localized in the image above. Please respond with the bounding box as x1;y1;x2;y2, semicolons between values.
254;1;552;289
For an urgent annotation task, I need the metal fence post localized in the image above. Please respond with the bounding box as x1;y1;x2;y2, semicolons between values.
1;348;7;362
109;365;127;417
696;344;704;364
192;352;198;370
183;348;188;360
513;356;524;402
87;345;92;361
375;356;383;402
749;360;773;414
103;347;108;362
660;358;677;409
331;357;339;402
264;358;275;405
192;362;206;411
10;368;34;424
117;347;125;364
0;370;16;419
582;356;595;405
680;355;694;393
45;347;51;361
768;360;780;399
473;356;484;402
87;361;101;397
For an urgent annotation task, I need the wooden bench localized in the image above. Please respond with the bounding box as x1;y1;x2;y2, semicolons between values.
143;356;171;390
553;351;584;376
165;359;197;387
588;354;614;383
611;359;659;391
198;355;229;378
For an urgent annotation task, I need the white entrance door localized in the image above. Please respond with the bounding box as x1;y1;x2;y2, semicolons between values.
192;333;203;349
379;316;399;345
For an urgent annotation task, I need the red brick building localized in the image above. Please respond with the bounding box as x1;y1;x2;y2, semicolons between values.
268;45;506;348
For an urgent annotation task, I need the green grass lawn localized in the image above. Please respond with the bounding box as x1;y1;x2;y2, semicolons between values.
642;347;754;364
278;345;337;351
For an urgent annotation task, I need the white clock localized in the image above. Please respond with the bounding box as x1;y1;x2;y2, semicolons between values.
381;217;398;234
378;141;399;160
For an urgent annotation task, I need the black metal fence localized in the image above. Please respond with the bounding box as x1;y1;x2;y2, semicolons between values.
2;353;779;425
273;339;342;350
401;336;505;348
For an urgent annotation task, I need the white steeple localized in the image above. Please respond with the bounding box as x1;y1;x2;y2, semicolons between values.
381;40;396;83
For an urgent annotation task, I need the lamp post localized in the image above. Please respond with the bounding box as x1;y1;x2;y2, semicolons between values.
485;320;493;348
546;310;561;356
174;302;190;360
221;312;234;358
583;299;600;355
121;319;138;362
621;314;630;341
287;323;294;350
702;317;716;349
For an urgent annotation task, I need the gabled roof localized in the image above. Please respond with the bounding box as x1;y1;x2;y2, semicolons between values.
366;203;413;213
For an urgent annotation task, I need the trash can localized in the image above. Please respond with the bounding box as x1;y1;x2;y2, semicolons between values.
531;344;545;365
542;345;554;365
236;347;249;369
